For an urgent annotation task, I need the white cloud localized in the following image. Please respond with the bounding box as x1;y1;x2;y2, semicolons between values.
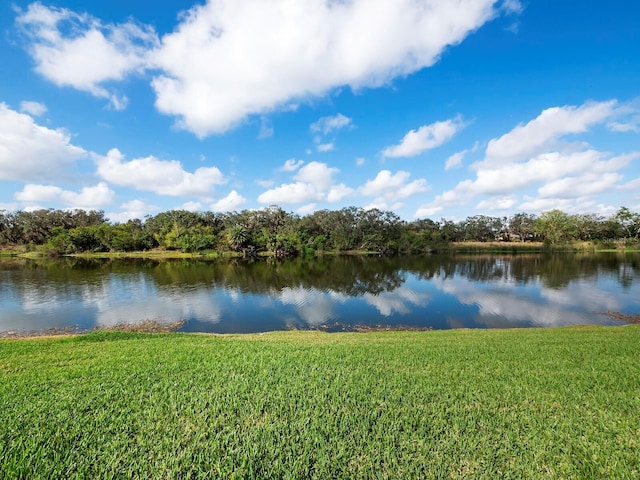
326;184;354;202
360;170;429;200
310;113;352;134
458;150;635;197
19;101;47;116
537;173;623;199
258;182;319;205
360;170;428;212
16;3;159;110
484;100;617;166
107;200;159;222
150;0;508;136
415;204;444;218
296;203;318;215
0;202;19;211
517;197;581;213
15;182;115;209
255;179;274;188
622;177;640;191
415;99;640;217
294;161;338;189
475;196;516;211
382;116;465;158
181;201;202;211
607;120;640;133
96;148;226;197
258;161;344;205
17;1;519;136
317;143;334;152
445;151;465;170
258;116;274;139
0;103;86;181
356;157;366;166
363;199;404;211
501;0;524;14
210;190;247;212
280;158;304;172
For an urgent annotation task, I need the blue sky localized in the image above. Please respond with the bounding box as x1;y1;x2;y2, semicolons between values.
1;0;639;222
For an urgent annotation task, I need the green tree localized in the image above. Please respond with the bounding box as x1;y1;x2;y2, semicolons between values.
612;207;640;240
508;212;537;242
534;210;577;246
226;224;249;251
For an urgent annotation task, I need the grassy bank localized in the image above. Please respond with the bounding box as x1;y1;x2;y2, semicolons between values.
448;241;591;253
1;327;639;479
447;240;640;254
3;241;639;258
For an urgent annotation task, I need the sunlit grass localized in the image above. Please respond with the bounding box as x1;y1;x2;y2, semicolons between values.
1;327;639;479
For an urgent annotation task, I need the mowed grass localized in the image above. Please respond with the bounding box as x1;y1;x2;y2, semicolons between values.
1;327;639;479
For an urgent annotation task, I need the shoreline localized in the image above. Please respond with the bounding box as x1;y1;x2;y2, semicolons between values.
3;313;638;340
3;239;640;259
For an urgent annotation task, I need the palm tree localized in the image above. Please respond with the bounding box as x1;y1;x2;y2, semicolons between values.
226;224;248;251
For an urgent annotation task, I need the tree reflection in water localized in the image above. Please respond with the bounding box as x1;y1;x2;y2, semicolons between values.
1;253;638;334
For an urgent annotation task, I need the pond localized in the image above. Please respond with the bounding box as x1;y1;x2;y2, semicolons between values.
1;253;639;335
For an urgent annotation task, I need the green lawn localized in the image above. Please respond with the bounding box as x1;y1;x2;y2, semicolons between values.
1;327;639;479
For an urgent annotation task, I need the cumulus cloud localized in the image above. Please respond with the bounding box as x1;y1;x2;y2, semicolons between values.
475;196;516;211
0;103;86;182
294;161;339;189
258;161;352;205
95;148;226;197
181;201;203;211
107;199;159;222
457;150;634;197
296;203;318;215
258;182;319;205
360;170;429;203
16;2;159;110
417;150;637;217
210;190;247;212
16;1;519;136
150;0;509;136
360;169;430;211
415;99;640;217
536;172;623;199
382;116;465;158
0;202;19;211
15;182;115;209
310;113;352;134
19;100;47;116
483;100;617;166
326;184;354;203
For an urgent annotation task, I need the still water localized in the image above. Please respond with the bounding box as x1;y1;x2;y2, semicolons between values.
1;254;639;334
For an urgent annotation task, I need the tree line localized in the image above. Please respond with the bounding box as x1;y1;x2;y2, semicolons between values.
1;206;638;256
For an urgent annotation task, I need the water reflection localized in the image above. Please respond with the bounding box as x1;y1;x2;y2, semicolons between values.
1;254;638;334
